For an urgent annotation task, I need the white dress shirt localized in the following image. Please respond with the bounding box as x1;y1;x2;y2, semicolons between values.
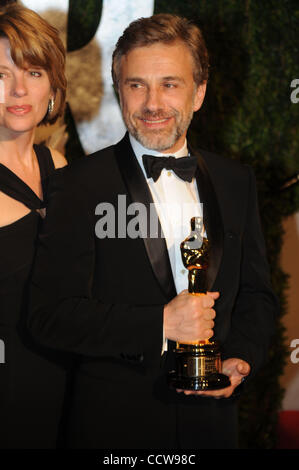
129;134;204;295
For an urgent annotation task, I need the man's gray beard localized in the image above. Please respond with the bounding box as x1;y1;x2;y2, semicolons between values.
130;126;181;151
125;110;194;152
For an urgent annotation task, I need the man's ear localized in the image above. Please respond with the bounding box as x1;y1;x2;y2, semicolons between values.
193;82;207;112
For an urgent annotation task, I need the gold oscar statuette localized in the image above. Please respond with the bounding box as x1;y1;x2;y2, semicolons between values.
168;217;231;391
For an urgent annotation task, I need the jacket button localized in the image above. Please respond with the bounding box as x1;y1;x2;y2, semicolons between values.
138;354;144;363
227;231;235;239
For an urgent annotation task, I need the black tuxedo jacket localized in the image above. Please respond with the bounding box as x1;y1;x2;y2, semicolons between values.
28;133;277;449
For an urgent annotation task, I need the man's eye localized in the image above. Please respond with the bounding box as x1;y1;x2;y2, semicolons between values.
130;83;142;89
164;83;176;88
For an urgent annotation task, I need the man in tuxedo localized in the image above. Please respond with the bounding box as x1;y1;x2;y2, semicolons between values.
29;14;277;449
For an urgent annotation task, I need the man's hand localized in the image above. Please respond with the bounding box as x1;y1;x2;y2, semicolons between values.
163;290;219;343
177;358;251;398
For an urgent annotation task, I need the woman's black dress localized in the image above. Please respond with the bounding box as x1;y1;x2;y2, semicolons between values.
0;145;67;448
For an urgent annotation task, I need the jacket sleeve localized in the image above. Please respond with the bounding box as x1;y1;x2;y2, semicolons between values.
221;166;279;378
28;167;164;364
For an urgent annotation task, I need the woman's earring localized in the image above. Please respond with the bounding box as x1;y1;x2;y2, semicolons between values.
48;97;55;114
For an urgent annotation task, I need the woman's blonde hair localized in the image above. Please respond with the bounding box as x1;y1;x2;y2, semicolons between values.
0;3;66;125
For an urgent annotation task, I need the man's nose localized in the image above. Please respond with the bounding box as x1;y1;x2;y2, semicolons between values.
144;87;163;111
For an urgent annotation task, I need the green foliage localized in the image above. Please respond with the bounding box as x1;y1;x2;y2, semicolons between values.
155;0;299;448
67;0;102;52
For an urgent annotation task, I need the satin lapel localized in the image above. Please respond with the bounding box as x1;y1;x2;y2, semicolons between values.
114;134;176;300
189;145;224;291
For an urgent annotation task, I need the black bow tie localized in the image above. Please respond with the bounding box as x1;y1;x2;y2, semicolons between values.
142;154;197;182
